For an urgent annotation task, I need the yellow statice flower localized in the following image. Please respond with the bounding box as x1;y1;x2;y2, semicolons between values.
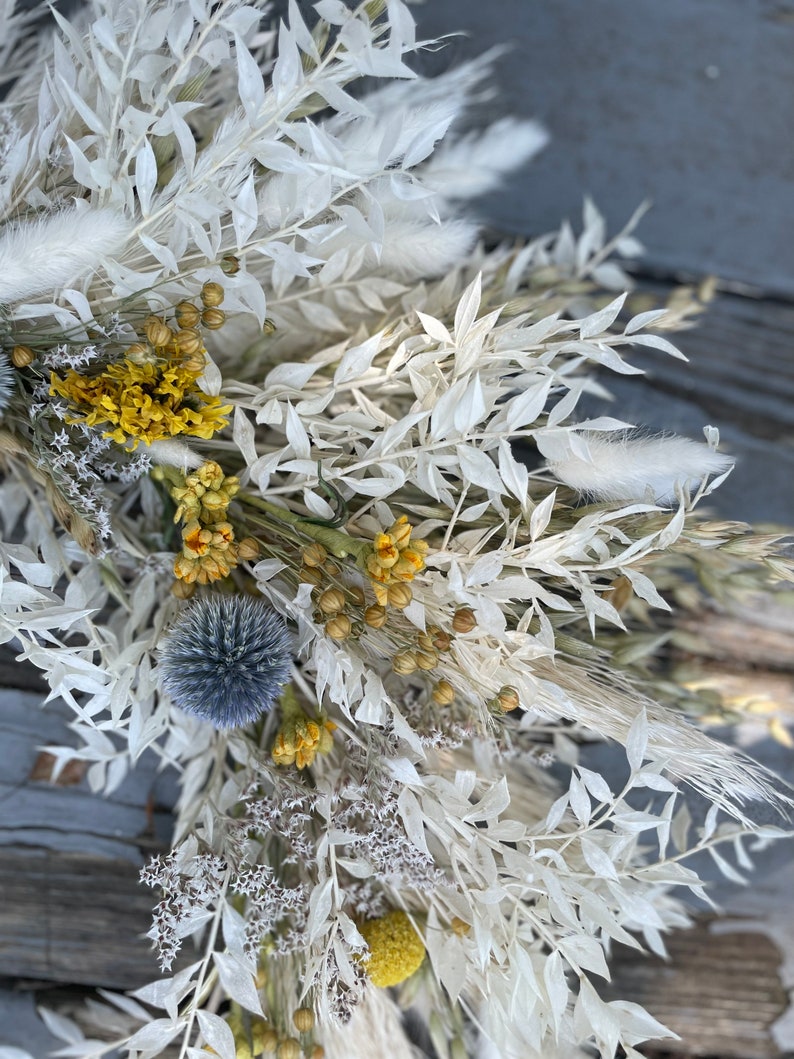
363;515;428;606
359;910;425;988
50;356;231;449
171;460;240;524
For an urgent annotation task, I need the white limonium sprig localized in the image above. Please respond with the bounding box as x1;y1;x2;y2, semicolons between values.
0;1;790;1058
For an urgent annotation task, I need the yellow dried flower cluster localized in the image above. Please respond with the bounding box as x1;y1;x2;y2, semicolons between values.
271;687;335;770
50;354;230;449
364;515;428;606
170;461;258;584
359;910;425;988
49;286;232;449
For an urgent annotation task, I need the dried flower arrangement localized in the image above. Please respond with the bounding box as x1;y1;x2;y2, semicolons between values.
0;1;790;1058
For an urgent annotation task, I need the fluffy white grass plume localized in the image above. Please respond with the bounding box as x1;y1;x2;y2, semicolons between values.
146;440;204;472
540;429;733;503
0;206;130;304
423;118;550;201
323;989;420;1059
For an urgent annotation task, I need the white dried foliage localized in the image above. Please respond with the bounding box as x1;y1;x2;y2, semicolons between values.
0;2;789;1059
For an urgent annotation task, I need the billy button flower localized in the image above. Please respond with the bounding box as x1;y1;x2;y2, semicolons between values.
358;910;426;988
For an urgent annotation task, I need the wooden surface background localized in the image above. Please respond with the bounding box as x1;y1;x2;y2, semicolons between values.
2;3;794;1056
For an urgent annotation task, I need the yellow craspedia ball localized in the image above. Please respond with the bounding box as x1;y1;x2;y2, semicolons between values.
359;910;425;988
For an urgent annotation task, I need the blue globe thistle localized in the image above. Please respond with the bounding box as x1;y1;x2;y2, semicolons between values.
0;351;15;414
159;595;292;728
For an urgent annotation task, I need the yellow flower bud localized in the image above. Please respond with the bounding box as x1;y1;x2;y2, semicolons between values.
432;679;455;706
452;607;476;633
144;315;174;348
387;583;412;609
202;307;226;330
325;613;352;641
302;543;327;567
175;301;201;328
10;344;34;367
364;604;387;628
318;588;346;614
392;650;417;675
292;1007;314;1033
201;281;225;307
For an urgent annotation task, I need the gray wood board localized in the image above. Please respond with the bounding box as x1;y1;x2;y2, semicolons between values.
411;0;794;298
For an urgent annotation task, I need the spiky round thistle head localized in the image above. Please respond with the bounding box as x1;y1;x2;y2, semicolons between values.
0;351;16;414
159;594;292;728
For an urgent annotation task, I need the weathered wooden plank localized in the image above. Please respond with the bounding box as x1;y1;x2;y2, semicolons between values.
412;0;794;298
606;919;790;1059
0;847;163;989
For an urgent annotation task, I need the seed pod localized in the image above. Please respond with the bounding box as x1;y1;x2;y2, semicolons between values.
171;578;196;600
496;686;520;712
175;301;201;328
174;328;203;357
323;560;340;577
124;341;153;364
325;613;352;641
392;650;418;675
200;281;225;307
450;916;470;936
262;318;277;334
318;588;346;614
259;1028;279;1052
221;254;240;275
387;583;412;609
364;604;387;628
202;307;226;329
10;344;34;367
347;585;366;607
416;632;434;651
276;1040;301;1059
292;1007;314;1033
144;315;173;348
299;565;324;586
452;607;476;633
432;679;455;706
309;1047;325;1059
236;537;260;561
415;649;438;671
302;543;327;567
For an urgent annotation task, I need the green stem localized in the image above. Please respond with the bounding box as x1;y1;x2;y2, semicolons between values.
238;493;368;561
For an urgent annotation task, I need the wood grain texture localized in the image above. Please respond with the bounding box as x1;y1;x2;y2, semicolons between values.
605;919;790;1059
0;847;161;989
411;0;794;298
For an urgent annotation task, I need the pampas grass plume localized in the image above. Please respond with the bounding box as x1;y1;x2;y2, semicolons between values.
543;430;733;503
0;206;130;304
